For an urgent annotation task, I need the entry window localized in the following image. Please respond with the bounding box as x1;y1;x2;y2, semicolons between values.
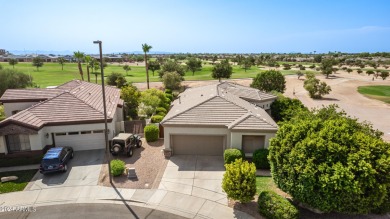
6;134;31;152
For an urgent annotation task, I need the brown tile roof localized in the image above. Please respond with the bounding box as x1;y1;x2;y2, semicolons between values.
162;82;278;130
0;89;65;103
0;80;122;130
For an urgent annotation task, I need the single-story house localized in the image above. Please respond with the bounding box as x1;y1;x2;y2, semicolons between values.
161;82;278;157
0;80;124;155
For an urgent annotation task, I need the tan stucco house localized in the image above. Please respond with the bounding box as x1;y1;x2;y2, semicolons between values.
0;80;124;155
161;82;278;156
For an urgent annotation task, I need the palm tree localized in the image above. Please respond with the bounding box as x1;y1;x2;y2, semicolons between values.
73;51;85;81
142;43;152;89
84;55;92;82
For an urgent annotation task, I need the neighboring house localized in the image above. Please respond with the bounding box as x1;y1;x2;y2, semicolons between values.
161;82;278;157
0;80;124;155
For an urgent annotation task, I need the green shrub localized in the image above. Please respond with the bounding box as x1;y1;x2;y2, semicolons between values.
270;95;307;122
224;149;244;164
110;159;125;177
144;124;159;142
151;115;164;123
165;88;172;94
373;187;390;214
258;190;299;219
252;149;270;169
222;158;256;203
156;107;167;115
165;93;173;101
157;112;166;117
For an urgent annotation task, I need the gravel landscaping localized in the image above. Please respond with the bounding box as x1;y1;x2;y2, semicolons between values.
98;139;168;189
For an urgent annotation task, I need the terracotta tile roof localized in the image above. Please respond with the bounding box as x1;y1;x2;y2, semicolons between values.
161;82;278;130
0;80;122;130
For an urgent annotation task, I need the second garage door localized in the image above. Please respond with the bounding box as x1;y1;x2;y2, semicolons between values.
171;135;224;156
54;131;106;151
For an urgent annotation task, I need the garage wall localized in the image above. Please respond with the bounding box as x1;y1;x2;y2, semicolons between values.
164;126;231;150
230;131;275;149
3;102;39;118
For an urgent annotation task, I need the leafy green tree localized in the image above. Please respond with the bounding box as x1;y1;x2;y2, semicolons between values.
142;43;152;89
0;69;32;96
138;88;168;117
357;69;363;74
240;58;252;72
121;84;140;119
123;64;131;76
148;61;160;76
270;94;307;122
8;58;18;69
321;58;337;78
0;105;5;121
269;105;390;214
250;70;286;93
159;60;185;78
212;55;218;64
84;55;92;82
366;70;375;76
57;57;66;71
107;73;127;88
303;72;331;99
346;68;353;73
222;158;256;203
73;51;85;81
211;59;232;82
32;57;44;71
162;72;182;90
380;71;389;80
313;55;322;63
296;71;304;79
186;57;202;75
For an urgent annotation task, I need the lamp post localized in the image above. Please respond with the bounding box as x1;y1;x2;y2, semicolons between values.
93;40;112;183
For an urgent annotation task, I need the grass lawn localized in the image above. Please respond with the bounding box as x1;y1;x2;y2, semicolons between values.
0;169;37;193
357;85;390;104
256;176;274;194
1;62;300;88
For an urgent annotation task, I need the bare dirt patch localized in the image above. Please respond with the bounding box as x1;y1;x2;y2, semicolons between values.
98;139;168;189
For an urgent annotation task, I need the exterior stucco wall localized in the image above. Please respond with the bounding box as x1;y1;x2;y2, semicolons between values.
3;102;39;118
250;100;274;110
29;130;44;151
230;131;276;149
0;136;6;154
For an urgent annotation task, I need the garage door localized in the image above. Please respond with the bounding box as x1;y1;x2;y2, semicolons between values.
242;135;265;154
171;135;224;156
54;131;106;151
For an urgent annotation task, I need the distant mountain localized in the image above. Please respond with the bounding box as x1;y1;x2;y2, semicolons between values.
8;50;174;55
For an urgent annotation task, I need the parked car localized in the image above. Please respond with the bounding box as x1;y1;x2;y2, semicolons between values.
39;147;74;174
110;133;142;157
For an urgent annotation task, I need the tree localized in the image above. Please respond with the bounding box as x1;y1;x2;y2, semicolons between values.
303;72;331;99
366;70;375;76
138;89;168;117
121;84;141;119
296;71;304;79
270;94;307;122
142;43;152;89
320;58;337;78
240;58;252;72
159;60;185;78
250;70;286;93
268;105;390;214
57;57;66;71
313;55;322;63
123;64;131;76
211;59;232;82
357;69;363;74
222;158;256;203
186;58;202;75
89;58;100;83
84;55;92;82
346;68;353;73
73;51;85;81
380;71;389;80
212;55;218;64
162;72;182;90
32;57;44;71
148;61;160;76
0;69;32;96
8;58;18;69
107;73;127;88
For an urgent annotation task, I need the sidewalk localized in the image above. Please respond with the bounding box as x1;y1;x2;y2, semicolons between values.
0;164;39;173
0;185;254;219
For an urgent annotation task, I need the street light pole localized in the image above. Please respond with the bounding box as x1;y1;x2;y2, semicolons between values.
93;40;112;183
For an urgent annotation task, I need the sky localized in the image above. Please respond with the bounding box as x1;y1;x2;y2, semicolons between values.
1;0;390;54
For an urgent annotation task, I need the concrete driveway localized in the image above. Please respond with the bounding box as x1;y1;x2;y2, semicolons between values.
158;155;227;205
27;150;104;190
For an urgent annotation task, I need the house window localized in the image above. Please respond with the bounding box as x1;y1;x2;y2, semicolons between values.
80;131;92;135
68;132;79;135
5;134;31;152
55;133;66;136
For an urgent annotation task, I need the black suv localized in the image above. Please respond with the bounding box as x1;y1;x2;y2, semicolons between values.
39;147;74;174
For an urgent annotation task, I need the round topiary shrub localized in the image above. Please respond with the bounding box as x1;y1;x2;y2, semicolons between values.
258;190;299;219
110;159;125;177
252;149;270;169
151;115;164;123
144;124;159;142
224;148;244;164
269;105;390;214
156;107;167;115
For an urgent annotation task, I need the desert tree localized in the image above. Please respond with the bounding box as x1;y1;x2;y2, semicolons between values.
32;57;44;71
321;58;337;78
148;61;160;76
142;43;152;89
211;59;232;82
251;70;286;93
304;72;331;99
380;71;389;80
123;64;131;76
241;58;252;72
8;58;18;69
186;57;202;75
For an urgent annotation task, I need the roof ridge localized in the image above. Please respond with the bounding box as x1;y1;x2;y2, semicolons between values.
227;113;251;129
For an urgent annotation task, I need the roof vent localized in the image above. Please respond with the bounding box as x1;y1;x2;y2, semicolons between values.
201;94;203;97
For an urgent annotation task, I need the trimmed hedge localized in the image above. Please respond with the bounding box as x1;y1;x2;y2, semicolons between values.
253;149;270;169
144;124;159;142
258;190;299;219
156;112;166;117
110;159;126;177
156;107;167;115
165;93;173;101
224;149;244;164
151;115;164;123
165;88;172;94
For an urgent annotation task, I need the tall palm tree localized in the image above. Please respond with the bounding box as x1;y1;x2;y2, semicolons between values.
142;43;152;89
73;51;85;81
84;55;92;82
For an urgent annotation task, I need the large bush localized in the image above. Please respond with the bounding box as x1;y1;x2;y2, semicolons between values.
107;72;127;88
250;70;286;93
156;107;167;115
162;72;183;90
223;149;244;164
303;72;331;99
144;125;159;142
270;94;307;122
252;149;270;169
222;158;256;203
258;190;299;219
151;115;164;123
110;159;125;177
0;69;32;96
269;105;390;214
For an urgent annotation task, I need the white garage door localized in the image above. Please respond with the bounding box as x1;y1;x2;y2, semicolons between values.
54;131;106;151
